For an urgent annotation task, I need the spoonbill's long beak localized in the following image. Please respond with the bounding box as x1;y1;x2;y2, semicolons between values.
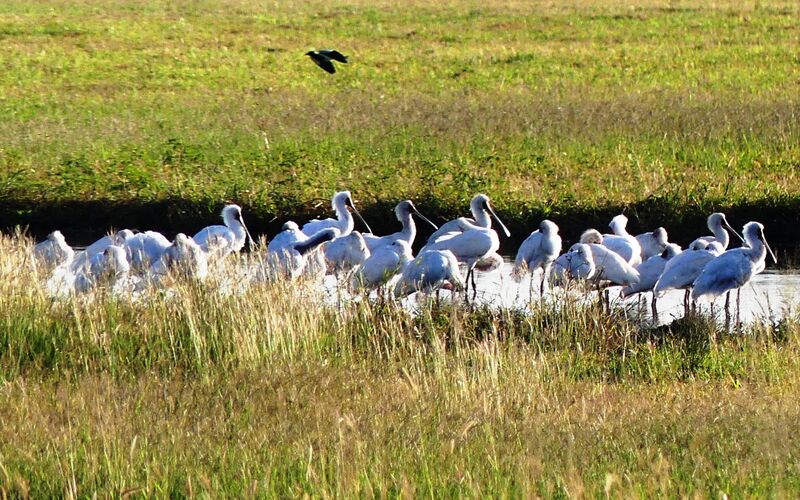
242;221;255;249
350;205;373;234
412;209;438;230
723;218;744;243
762;230;777;264
486;204;511;238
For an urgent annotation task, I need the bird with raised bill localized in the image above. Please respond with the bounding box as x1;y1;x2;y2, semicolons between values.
306;49;348;74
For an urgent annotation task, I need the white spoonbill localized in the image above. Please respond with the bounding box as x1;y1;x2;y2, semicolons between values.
33;230;74;272
621;243;682;318
301;191;372;236
351;240;413;291
550;244;597;286
394;249;465;297
691;222;776;304
580;229;603;245
70;229;134;272
150;233;209;282
267;221;305;254
425;194;509;244
690;212;743;250
602;214;642;267
653;241;724;311
193;204;254;259
324;231;370;274
73;245;131;294
584;243;640;286
622;244;682;297
362;200;437;252
265;228;339;280
123;231;171;270
635;227;670;261
512;220;562;295
421;211;510;298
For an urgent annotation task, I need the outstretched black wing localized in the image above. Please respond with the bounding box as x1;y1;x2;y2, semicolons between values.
308;53;336;74
319;49;348;63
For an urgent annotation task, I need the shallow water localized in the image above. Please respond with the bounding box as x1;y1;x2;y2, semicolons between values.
324;257;800;326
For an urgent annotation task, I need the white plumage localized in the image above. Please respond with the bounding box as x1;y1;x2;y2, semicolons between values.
73;245;131;293
301;191;371;237
689;212;741;250
150;233;209;281
691;222;776;302
124;231;171;270
325;231;370;274
352;240;413;291
653;242;724;297
395;249;465;296
585;243;640;286
512;220;562;294
601;214;642;267
622;243;682;297
426;194;494;244
635;227;669;261
33;230;74;272
550;244;596;286
193;204;253;259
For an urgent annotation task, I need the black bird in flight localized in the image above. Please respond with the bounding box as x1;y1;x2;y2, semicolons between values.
305;49;348;74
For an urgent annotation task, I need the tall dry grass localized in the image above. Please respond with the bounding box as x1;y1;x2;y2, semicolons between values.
2;231;800;495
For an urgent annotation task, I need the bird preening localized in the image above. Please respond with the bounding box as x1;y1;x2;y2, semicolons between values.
306;49;348;74
28;193;779;328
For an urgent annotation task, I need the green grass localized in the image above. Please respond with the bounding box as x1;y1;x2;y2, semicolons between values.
3;233;800;495
3;1;800;495
0;0;798;225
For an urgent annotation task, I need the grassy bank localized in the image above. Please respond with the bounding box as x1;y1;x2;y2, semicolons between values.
1;0;799;240
3;233;800;495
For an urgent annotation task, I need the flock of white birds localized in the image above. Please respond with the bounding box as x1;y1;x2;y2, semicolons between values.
30;191;776;316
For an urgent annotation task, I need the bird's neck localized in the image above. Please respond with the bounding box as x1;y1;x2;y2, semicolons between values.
712;224;729;249
335;201;354;235
474;210;491;228
400;211;416;242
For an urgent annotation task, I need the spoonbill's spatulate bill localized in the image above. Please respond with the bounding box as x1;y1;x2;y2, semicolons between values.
690;212;743;250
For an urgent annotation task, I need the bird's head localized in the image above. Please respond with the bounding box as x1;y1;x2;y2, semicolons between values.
539;220;559;234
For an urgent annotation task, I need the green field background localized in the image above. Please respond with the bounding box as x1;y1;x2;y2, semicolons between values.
1;0;798;247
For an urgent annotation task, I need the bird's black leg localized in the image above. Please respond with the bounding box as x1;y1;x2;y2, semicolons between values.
683;289;690;315
724;292;731;328
539;274;546;300
736;288;742;331
471;268;478;302
651;295;658;322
